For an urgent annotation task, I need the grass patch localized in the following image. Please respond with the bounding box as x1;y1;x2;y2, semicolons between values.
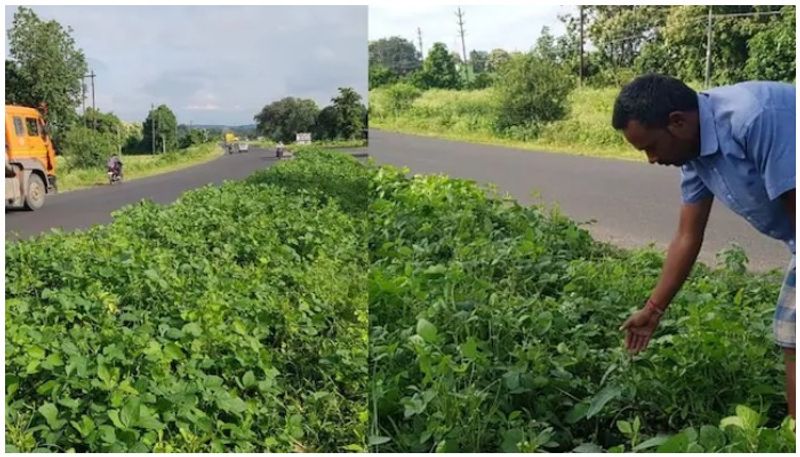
369;86;645;162
57;142;223;192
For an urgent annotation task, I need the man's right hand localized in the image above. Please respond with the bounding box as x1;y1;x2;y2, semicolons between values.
619;307;662;354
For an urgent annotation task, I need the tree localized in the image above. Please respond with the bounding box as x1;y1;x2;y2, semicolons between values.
121;122;144;154
486;48;511;72
142;105;178;153
469;50;490;74
369;63;397;89
369;37;421;77
178;126;209;148
80;108;125;153
744;6;795;81
494;53;574;136
314;105;342;141
584;6;667;69
60;126;117;170
330;87;365;140
83;108;123;135
533;27;559;63
553;4;794;85
5;60;26;105
6;6;88;143
413;42;460;89
254;97;319;143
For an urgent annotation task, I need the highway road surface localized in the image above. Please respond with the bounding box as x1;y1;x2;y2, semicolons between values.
366;130;790;272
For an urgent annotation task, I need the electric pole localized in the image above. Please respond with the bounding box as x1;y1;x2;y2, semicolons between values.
82;70;96;128
456;7;469;81
81;81;86;126
90;70;96;129
417;27;424;60
579;6;585;87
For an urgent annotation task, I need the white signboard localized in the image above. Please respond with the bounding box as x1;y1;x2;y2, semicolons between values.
296;132;312;144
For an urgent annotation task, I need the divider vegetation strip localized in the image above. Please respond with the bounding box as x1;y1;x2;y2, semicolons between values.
6;150;369;452
6;150;794;452
368;165;794;452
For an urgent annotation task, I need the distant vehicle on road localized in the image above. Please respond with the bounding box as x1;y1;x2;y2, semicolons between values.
239;142;249;152
223;132;240;154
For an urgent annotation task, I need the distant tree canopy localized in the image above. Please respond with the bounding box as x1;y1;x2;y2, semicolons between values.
5;6;88;144
369;36;421;77
369;5;795;91
255;88;366;143
254;97;319;144
142;105;178;153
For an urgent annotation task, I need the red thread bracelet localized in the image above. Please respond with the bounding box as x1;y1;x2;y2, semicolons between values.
645;299;665;316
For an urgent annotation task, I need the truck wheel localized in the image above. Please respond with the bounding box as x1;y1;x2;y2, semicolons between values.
24;173;46;211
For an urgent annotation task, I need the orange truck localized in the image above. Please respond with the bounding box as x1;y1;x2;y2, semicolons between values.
5;105;57;210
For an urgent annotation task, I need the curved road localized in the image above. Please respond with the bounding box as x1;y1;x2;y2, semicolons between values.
367;130;790;272
6;147;281;239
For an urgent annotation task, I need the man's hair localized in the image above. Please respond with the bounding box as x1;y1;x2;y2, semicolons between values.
611;74;698;130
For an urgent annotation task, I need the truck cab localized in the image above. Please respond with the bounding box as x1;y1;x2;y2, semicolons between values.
5;105;57;210
223;132;240;154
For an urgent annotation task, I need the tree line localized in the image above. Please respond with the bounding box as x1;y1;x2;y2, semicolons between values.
370;5;795;90
5;7;220;170
6;6;367;172
369;5;795;138
253;87;367;144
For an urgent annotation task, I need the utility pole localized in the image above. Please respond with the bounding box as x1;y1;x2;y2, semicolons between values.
579;6;585;87
455;7;469;81
82;71;96;128
82;71;97;129
81;81;86;126
704;6;713;89
90;70;96;129
417;27;424;60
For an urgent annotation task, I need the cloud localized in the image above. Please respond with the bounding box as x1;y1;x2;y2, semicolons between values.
185;103;220;111
5;5;367;124
369;4;573;54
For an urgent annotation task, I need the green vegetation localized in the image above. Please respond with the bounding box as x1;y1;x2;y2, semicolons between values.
6;149;369;452
254;88;367;144
369;5;795;159
368;164;794;452
7;148;794;453
370;86;641;161
5;7;222;173
57;143;224;192
5;6;87;144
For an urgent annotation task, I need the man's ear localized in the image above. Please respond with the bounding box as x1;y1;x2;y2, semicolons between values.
666;111;691;137
667;111;688;128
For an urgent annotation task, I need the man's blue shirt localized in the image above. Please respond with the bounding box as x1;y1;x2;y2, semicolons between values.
680;81;796;253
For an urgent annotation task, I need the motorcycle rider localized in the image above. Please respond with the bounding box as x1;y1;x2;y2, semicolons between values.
107;155;123;181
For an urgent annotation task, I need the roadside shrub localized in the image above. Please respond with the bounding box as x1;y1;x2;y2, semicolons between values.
60;126;117;170
494;53;574;136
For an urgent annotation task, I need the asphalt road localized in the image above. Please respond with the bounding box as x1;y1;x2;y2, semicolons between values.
5;147;282;239
366;130;790;272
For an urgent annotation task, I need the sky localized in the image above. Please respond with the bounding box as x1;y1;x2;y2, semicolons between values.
369;4;575;57
4;5;368;125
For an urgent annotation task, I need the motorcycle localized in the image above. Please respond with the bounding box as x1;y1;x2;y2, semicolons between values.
107;167;123;185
